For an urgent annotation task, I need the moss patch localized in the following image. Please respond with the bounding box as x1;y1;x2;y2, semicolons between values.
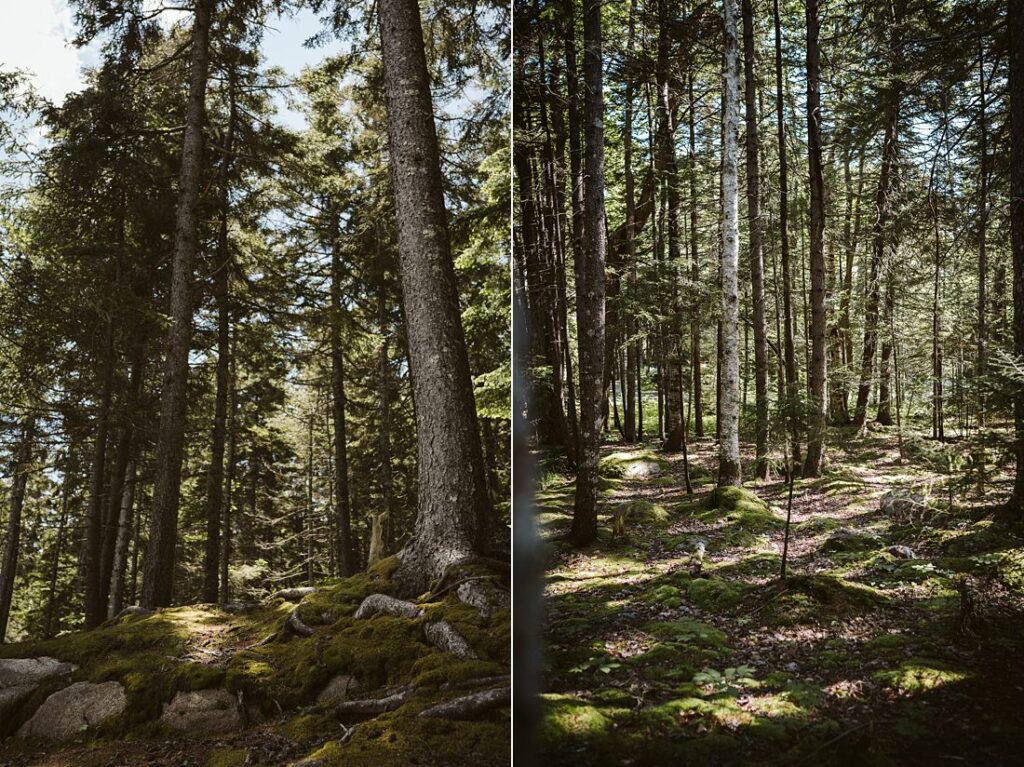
873;659;970;694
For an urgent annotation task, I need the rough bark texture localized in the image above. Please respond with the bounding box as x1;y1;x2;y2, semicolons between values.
570;0;606;545
84;324;114;629
742;0;769;479
377;0;493;590
803;0;827;476
419;686;510;719
141;0;215;609
107;459;136;618
718;0;742;487
0;418;35;642
688;74;703;439
1009;0;1024;519
330;205;356;576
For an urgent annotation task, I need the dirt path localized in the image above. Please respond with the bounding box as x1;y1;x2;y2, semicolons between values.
537;429;1024;766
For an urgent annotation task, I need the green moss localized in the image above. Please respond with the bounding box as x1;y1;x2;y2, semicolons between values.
998;549;1024;592
872;659;970;694
820;530;885;554
687;577;746;610
645;618;727;648
612;499;671;527
540;694;613;741
647;585;683;607
795;517;841;535
600;450;669;478
207;748;248;767
697;487;782;534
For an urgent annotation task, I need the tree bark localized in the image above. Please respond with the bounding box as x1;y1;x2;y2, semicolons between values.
977;41;989;425
0;417;35;642
329;204;357;576
1008;0;1024;519
688;75;704;439
570;0;606;545
719;0;742;487
141;0;216;609
85;320;115;628
772;0;800;465
803;0;827;476
742;0;769;479
378;0;493;587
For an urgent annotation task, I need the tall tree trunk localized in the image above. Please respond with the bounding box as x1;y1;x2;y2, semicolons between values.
203;70;236;603
622;0;638;444
742;0;769;479
85;318;115;629
719;0;742;487
221;329;237;602
329;206;357;576
378;0;493;586
107;458;136;617
773;0;800;465
977;42;989;425
570;0;606;545
1008;0;1024;519
45;453;73;638
688;75;704;439
141;0;216;609
877;275;894;425
0;417;35;642
803;0;827;476
854;5;902;431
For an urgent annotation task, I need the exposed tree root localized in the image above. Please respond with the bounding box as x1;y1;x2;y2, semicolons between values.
354;594;423;619
423;621;477;659
418;686;510;719
334;685;412;717
103;606;153;626
443;674;510;691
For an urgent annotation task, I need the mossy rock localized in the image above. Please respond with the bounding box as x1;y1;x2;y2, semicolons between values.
697;487;782;534
540;693;614;742
819;529;885;555
600;450;669;479
207;748;248;767
646;584;683;607
795;517;842;535
644;618;728;649
687;577;746;610
764;575;887;625
611;499;671;528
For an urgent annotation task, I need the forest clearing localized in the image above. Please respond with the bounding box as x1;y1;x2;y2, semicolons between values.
535;426;1024;765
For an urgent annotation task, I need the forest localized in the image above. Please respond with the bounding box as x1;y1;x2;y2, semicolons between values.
515;0;1024;764
0;1;510;765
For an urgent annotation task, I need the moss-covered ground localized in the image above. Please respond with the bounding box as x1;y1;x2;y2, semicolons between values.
537;426;1024;766
0;557;509;766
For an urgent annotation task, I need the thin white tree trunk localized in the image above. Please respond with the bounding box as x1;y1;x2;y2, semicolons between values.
718;0;742;486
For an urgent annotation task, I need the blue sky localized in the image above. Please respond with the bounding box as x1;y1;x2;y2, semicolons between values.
0;0;334;131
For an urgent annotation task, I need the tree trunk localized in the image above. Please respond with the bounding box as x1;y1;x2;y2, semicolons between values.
854;6;902;431
742;0;769;479
45;454;73;638
329;205;357;576
622;0;638;445
221;328;237;602
719;0;742;487
107;458;136;617
1008;0;1024;519
978;42;989;425
85;321;115;629
141;0;216;609
0;417;35;642
570;0;606;545
688;75;704;439
378;0;493;587
803;0;827;476
772;0;800;465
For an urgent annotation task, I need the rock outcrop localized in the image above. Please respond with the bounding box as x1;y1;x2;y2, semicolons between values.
18;681;126;741
160;689;241;733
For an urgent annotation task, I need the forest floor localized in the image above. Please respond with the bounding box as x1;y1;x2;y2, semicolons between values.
536;424;1024;766
0;558;510;767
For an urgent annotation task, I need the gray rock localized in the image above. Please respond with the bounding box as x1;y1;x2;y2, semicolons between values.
623;460;662;479
18;681;126;741
354;594;422;620
0;657;77;688
888;545;916;560
317;674;359;703
160;689;240;733
0;657;78;725
423;621;477;659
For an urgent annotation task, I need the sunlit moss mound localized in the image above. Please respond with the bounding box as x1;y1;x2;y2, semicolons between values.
611;499;671;527
764;575;887;626
600;450;669;479
872;659;970;694
697;486;782;534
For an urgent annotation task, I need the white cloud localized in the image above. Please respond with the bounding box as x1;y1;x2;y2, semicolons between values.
0;0;94;104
